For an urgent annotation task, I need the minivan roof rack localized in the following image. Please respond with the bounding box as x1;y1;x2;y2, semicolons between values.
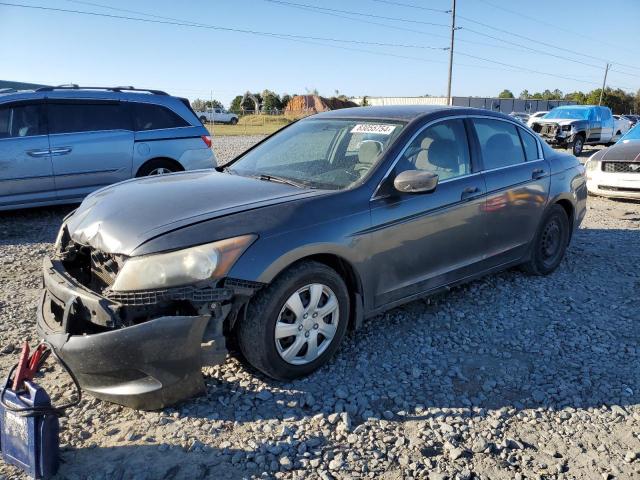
35;84;168;95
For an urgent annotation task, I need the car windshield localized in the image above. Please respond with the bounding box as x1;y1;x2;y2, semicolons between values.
228;118;405;190
618;124;640;142
544;108;590;120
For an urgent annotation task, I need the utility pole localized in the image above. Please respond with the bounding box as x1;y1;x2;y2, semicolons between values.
599;63;609;106
446;0;456;106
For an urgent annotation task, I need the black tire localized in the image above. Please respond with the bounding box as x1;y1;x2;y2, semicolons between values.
199;116;208;124
570;134;584;156
521;204;570;276
136;159;180;177
230;117;238;125
237;261;350;380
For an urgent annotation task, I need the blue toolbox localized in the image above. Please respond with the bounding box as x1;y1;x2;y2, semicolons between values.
1;342;81;479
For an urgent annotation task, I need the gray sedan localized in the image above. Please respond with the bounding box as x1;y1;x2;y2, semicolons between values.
38;106;587;409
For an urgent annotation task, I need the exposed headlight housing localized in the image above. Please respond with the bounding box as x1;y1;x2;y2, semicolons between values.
111;235;256;292
561;125;572;131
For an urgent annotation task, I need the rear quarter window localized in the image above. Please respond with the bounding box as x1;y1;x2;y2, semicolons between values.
518;128;540;161
132;103;189;131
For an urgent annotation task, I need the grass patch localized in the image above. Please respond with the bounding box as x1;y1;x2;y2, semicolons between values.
206;114;308;136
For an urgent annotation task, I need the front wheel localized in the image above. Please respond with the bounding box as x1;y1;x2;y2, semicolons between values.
570;135;584;156
237;261;349;380
521;204;570;276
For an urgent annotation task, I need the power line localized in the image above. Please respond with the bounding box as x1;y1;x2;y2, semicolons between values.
476;0;638;58
0;2;447;51
261;0;450;27
367;0;450;13
456;13;640;72
456;51;633;91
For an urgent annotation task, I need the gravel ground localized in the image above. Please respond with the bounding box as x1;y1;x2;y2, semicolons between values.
1;139;639;480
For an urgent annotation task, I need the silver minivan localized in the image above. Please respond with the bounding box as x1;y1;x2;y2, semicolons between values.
0;85;216;210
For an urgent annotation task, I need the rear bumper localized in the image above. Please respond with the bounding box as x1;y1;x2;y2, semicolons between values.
36;257;230;410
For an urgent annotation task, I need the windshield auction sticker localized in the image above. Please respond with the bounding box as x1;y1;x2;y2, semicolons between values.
351;124;397;135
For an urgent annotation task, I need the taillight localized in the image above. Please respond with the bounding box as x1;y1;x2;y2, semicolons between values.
201;135;212;148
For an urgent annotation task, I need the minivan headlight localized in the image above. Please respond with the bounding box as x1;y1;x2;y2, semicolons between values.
111;235;256;292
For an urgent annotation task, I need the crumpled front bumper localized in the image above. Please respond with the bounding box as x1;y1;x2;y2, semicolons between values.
36;257;230;410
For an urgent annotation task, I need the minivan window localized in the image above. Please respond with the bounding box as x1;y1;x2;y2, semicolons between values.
473;118;526;169
132;103;188;131
396;119;471;181
48;102;130;134
518;128;539;161
0;103;45;138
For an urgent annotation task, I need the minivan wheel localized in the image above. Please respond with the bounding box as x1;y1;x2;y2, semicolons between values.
136;159;180;177
237;261;349;380
570;135;584;156
522;204;570;276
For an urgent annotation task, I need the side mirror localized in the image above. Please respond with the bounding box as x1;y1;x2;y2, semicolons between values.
393;170;438;194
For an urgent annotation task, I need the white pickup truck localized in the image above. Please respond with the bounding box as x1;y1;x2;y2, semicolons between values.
196;108;239;125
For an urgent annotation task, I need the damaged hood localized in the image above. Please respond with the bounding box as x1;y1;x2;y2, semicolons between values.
66;170;320;255
532;118;584;127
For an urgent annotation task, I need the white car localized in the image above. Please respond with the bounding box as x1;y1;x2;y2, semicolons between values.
613;115;632;141
585;126;640;199
527;111;548;128
196;108;238;125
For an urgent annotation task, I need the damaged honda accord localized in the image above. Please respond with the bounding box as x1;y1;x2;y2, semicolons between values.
37;106;587;409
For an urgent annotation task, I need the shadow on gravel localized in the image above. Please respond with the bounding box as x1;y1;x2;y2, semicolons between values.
0;205;73;246
175;227;639;429
55;436;327;480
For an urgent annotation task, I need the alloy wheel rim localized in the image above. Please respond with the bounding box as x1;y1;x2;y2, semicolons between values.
275;283;339;365
149;167;172;175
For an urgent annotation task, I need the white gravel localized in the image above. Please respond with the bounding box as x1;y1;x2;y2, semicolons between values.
0;138;639;479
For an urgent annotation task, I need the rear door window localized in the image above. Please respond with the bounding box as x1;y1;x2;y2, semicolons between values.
518;128;540;161
48;102;130;134
0;103;45;138
472;118;526;169
131;103;188;131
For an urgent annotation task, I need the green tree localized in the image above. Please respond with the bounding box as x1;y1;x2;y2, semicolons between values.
281;94;292;109
191;98;224;111
229;95;244;114
261;89;283;112
498;89;514;98
518;89;530;100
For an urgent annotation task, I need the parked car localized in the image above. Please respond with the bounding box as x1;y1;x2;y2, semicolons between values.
509;112;530;124
585;124;640;199
527;111;549;128
613;114;632;140
0;85;216;210
530;105;615;156
622;114;639;127
196;108;239;125
37;106;587;409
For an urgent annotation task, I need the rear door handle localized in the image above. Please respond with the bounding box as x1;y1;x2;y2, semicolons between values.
50;147;72;156
461;186;481;201
27;149;50;157
532;168;546;179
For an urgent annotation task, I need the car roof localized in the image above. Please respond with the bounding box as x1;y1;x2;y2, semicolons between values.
310;105;513;122
0;88;180;104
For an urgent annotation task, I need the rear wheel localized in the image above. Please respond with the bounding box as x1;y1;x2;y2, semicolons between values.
136;159;181;177
199;115;207;124
237;261;349;380
522;204;570;276
230;117;238;125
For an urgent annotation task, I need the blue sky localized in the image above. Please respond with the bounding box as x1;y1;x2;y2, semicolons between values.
1;0;638;107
